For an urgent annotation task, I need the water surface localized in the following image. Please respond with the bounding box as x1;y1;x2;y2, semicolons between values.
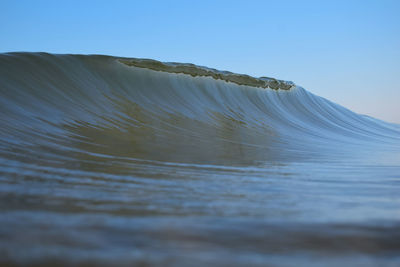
1;52;400;266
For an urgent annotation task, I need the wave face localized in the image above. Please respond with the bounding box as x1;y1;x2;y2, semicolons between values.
1;52;400;266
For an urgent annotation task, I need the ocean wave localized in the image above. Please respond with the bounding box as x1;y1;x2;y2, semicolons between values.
1;52;398;166
1;52;400;266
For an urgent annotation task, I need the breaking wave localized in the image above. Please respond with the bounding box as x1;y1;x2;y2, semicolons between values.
1;52;400;266
0;52;399;165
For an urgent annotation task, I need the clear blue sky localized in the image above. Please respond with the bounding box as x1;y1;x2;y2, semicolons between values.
1;0;399;123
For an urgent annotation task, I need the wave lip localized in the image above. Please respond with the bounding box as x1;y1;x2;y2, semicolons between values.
119;57;295;90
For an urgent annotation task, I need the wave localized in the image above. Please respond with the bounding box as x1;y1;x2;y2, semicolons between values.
0;52;399;166
1;52;400;265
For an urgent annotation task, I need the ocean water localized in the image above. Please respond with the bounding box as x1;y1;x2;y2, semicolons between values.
0;52;400;266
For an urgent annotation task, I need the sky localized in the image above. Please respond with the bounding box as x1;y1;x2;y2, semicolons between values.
1;0;399;123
